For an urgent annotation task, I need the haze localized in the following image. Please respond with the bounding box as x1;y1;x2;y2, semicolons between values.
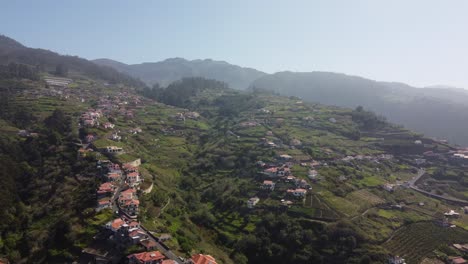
2;0;468;88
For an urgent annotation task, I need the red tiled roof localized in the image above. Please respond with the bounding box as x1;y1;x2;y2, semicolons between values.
451;257;467;264
111;218;125;230
128;251;165;262
191;254;217;264
127;172;139;177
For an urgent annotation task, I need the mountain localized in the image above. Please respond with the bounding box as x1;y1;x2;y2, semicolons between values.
93;57;266;90
250;71;468;146
0;35;146;88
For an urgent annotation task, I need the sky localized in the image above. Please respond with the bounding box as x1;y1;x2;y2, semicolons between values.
2;0;468;88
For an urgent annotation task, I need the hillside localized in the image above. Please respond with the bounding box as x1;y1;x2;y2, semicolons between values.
0;35;146;88
250;71;468;146
1;36;468;264
93;57;266;90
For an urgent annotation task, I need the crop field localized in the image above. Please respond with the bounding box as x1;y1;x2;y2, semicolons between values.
384;222;468;264
347;189;385;211
304;194;340;219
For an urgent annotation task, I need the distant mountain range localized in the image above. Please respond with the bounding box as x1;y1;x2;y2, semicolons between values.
2;34;468;146
93;57;266;90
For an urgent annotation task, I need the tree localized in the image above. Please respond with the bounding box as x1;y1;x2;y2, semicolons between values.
55;64;68;77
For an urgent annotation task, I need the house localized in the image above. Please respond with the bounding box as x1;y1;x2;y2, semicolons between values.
284;175;297;183
85;134;95;143
123;164;139;173
414;140;423;145
130;127;143;134
383;183;395;192
110;133;122;141
105;172;121;182
162;260;176;264
263;167;291;177
185;112;200;119
106;218;126;232
97;199;111;211
261;180;275;191
247;197;260;209
129;229;149;244
449;257;467;264
308;170;318;180
453;244;468;253
127;251;165;264
287;188;307;197
388;256;406;264
279;154;293;160
190;254;217;264
329;117;337;123
103;122;115;129
296;179;311;189
107;163;121;172
140;239;158;251
82;118;96;127
97;182;116;197
414;158;426;165
18;130;29;137
104;146;124;154
127;172;141;187
445;210;460;218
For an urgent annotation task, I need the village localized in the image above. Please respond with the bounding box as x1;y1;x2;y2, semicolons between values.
76;95;218;264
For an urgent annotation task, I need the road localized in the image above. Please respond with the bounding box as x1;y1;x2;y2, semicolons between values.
139;225;184;264
408;168;468;206
407;168;426;187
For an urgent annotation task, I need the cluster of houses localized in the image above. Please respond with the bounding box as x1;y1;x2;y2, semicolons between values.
96;160;143;217
250;154;317;208
80;108;102;127
340;154;393;163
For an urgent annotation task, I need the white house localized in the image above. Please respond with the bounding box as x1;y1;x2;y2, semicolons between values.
247;197;260;208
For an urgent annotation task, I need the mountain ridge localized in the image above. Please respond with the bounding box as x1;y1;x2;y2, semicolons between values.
93;57;266;89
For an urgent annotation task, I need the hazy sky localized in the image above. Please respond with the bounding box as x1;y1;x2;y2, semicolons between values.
2;0;468;88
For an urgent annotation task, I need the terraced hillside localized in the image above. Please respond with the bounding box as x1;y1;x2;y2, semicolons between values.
385;222;468;264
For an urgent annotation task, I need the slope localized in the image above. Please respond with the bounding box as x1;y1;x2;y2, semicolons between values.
251;71;468;146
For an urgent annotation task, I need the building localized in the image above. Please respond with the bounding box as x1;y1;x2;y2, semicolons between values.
103;122;115;129
247;197;260;209
127;172;142;187
97;182;116;197
388;256;406;264
445;210;460;218
127;251;165;264
106;218;126;232
190;254;217;264
261;180;275;191
449;257;467;264
287;188;307;197
104;146;124;154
